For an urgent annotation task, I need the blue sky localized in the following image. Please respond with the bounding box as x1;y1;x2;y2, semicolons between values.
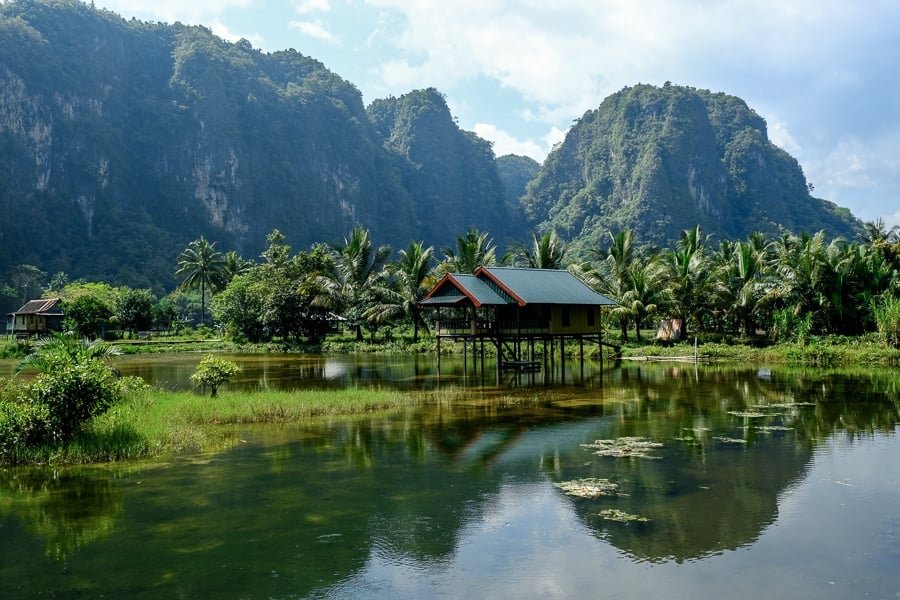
94;0;900;227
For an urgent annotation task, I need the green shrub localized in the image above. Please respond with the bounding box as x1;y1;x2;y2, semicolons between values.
0;398;51;461
24;361;122;444
190;355;240;397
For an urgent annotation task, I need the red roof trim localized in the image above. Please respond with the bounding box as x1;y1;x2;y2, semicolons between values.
474;267;527;307
422;273;483;307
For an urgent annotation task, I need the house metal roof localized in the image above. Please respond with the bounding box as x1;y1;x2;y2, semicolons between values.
420;268;616;307
7;298;63;316
480;267;617;306
420;274;509;307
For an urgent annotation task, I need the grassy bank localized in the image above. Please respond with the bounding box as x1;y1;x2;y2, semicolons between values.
611;336;900;367
4;386;473;466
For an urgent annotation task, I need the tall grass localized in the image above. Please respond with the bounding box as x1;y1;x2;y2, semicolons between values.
873;294;900;348
7;386;451;465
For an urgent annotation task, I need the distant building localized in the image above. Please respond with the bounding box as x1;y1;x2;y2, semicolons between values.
6;298;64;337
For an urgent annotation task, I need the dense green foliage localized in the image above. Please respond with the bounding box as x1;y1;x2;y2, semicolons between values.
0;1;507;290
0;332;123;462
577;223;899;343
0;4;869;299
523;83;861;251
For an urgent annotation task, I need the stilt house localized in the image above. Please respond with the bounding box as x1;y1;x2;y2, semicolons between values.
419;267;617;370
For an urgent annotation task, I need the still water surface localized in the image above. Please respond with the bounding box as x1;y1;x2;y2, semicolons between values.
1;355;898;599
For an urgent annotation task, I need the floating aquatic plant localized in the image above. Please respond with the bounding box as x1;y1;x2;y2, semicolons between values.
756;425;794;433
598;509;650;523
555;478;622;498
582;437;663;459
727;410;778;418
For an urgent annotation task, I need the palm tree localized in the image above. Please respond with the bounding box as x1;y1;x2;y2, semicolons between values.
364;241;435;341
508;230;570;269
608;259;667;342
313;226;391;341
18;331;121;374
222;250;252;284
767;231;828;330
176;236;226;326
440;228;497;274
660;225;711;336
711;234;772;335
578;229;641;340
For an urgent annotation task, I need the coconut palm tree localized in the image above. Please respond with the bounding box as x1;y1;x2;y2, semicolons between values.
222;250;253;284
660;225;711;336
440;228;497;274
711;234;773;335
176;236;226;326
508;230;570;269
364;241;435;341
313;226;391;341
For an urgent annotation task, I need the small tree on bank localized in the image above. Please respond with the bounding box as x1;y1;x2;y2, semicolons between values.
190;355;240;397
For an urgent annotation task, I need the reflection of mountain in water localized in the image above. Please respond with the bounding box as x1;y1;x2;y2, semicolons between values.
0;366;896;596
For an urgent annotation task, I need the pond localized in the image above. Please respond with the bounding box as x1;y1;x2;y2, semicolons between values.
1;358;898;599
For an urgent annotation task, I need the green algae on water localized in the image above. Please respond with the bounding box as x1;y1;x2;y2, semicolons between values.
599;509;650;523
582;437;664;459
555;478;622;498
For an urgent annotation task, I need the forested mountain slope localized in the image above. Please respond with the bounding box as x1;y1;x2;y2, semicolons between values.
0;2;862;290
0;1;506;288
522;83;860;249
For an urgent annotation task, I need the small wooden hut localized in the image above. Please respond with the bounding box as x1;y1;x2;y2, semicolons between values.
6;298;64;338
419;267;617;373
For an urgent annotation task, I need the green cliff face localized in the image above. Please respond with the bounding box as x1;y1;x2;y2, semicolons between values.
368;88;512;248
0;3;863;290
0;2;503;287
522;83;860;250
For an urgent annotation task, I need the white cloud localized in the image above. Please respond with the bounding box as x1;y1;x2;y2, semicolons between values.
884;210;900;229
473;123;545;161
767;118;803;156
94;0;252;25
293;0;331;14
804;131;900;222
209;20;264;48
288;20;337;43
364;1;896;123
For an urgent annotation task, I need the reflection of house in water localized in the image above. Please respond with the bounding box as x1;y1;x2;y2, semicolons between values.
420;267;618;375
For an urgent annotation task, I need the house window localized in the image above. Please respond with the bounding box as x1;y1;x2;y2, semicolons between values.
562;306;570;327
587;307;595;327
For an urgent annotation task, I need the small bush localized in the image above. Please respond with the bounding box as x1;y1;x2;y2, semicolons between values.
190;355;240;397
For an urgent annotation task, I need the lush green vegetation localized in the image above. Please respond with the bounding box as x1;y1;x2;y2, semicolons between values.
523;83;861;251
0;379;493;465
3;218;897;357
0;4;869;299
1;333;125;463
